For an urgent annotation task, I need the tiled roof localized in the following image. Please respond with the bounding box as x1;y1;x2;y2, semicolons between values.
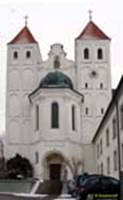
76;21;110;40
8;26;37;44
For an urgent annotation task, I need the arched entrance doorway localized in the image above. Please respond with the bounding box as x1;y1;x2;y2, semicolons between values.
50;163;61;180
43;152;66;180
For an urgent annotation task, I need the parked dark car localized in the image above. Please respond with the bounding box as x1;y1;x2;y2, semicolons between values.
67;173;89;197
76;175;120;200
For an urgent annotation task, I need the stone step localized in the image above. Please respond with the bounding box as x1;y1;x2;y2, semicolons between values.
36;180;62;195
0;193;75;200
54;194;75;199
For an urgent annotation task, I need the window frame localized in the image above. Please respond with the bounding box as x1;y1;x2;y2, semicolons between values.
113;150;118;171
51;102;59;129
26;50;31;59
13;51;18;59
100;83;103;89
120;104;123;130
85;107;89;115
35;151;39;164
112;117;117;139
54;56;60;68
72;105;76;131
101;108;104;114
100;138;103;155
35;104;39;131
107;156;110;175
100;162;103;174
106;128;110;147
84;48;89;59
85;82;88;89
122;143;123;167
97;48;103;60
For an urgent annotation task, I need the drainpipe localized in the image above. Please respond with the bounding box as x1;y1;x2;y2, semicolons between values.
116;99;122;200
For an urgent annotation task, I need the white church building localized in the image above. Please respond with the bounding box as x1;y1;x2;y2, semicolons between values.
5;16;112;180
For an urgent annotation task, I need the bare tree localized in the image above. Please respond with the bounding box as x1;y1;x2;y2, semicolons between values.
64;157;84;177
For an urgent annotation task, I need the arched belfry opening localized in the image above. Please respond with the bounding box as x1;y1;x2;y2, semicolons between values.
43;152;67;180
54;56;60;69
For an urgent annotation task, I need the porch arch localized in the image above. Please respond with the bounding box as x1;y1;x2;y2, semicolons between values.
42;151;68;180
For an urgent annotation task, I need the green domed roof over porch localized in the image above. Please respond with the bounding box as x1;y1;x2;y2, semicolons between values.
39;71;73;89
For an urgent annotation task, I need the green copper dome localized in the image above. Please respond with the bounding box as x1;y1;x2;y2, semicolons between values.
39;71;73;89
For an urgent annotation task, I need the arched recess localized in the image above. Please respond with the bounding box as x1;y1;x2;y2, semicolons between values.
9;70;20;90
42;151;69;181
23;94;30;117
9;94;21;116
84;48;89;59
95;68;107;89
51;102;59;128
22;69;35;90
96;93;108;116
81;67;92;89
83;93;92;116
72;105;76;131
8;120;20;143
97;48;103;59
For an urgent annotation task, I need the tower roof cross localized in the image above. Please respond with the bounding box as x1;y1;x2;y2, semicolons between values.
24;15;28;26
89;10;93;21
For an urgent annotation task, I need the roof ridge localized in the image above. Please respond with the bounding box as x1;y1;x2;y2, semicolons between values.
76;20;110;40
8;25;37;44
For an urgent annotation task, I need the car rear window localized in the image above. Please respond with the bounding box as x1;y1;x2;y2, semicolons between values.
80;176;99;186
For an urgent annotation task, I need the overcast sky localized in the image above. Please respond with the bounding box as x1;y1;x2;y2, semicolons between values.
0;0;123;133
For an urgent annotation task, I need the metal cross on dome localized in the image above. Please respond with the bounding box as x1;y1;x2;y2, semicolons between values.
89;10;93;21
24;15;28;26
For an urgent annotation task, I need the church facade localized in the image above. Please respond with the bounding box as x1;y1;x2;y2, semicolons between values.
5;18;112;180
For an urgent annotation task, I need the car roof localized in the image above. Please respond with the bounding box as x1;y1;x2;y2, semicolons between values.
80;174;119;185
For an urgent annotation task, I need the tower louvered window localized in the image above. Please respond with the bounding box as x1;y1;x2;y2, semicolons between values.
13;51;18;59
98;48;103;59
26;51;31;58
84;48;89;59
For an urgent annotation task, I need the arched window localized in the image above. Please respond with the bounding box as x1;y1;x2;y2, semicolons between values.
35;105;39;130
107;157;110;175
54;56;60;68
97;48;103;59
113;150;118;171
51;102;59;128
106;128;109;146
72;105;76;131
84;48;89;59
101;108;104;114
100;83;103;89
26;51;31;58
35;152;39;164
100;162;103;174
85;83;88;89
13;51;18;59
85;107;89;115
112;118;117;139
120;105;123;130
